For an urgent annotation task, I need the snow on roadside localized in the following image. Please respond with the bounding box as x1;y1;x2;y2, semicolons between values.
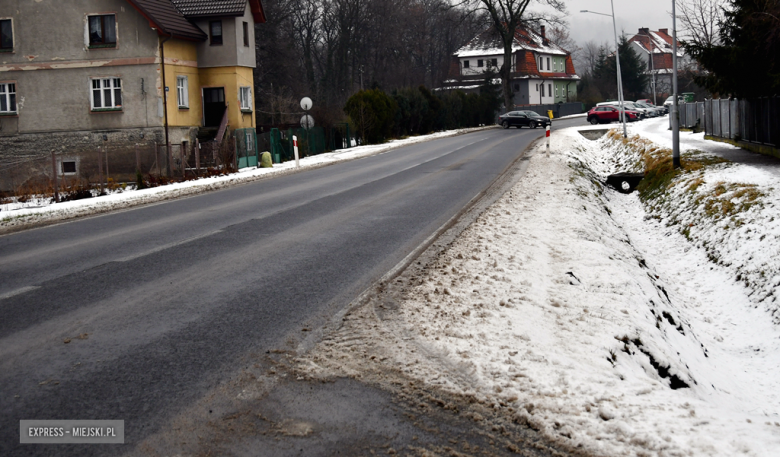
302;125;780;456
0;127;491;232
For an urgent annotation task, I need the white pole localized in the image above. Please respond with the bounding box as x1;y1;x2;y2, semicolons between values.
610;0;627;138
546;124;551;153
293;135;300;168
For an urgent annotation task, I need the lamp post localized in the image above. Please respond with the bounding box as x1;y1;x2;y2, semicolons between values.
672;0;681;168
582;2;628;138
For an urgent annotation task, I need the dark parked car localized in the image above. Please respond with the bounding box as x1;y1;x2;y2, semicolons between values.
587;106;639;124
498;110;551;129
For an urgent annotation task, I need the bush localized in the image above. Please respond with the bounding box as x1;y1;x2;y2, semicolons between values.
344;77;502;144
344;89;397;144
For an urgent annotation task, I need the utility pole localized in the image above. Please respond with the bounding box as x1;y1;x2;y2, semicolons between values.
610;0;627;138
581;3;627;138
672;0;681;168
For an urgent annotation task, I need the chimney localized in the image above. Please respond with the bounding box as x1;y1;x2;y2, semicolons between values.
540;25;546;41
639;27;649;35
659;28;668;35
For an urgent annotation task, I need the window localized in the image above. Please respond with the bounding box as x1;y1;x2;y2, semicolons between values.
491;58;497;67
88;14;116;47
239;86;252;111
91;77;122;110
176;75;189;108
210;21;222;45
546;57;550;71
540;84;544;97
0;83;16;113
1;19;12;51
477;59;483;67
548;84;552;97
538;57;543;70
243;22;249;47
555;85;559;97
62;161;77;174
463;60;469;68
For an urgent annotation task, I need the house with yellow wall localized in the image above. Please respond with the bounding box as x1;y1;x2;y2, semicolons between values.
0;0;266;168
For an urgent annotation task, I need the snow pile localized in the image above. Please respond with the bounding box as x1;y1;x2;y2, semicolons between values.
0;127;490;232
302;125;780;456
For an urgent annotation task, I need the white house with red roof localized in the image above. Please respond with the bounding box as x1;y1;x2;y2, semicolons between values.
442;25;579;107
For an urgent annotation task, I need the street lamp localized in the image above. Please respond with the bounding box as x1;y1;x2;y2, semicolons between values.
581;2;628;138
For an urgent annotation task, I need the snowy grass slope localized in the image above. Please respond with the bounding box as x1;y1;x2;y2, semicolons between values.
582;125;780;324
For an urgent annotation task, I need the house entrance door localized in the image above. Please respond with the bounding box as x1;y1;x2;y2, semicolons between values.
203;88;226;127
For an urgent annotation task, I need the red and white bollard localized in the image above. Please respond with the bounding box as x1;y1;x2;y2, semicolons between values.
293;135;300;167
545;125;551;152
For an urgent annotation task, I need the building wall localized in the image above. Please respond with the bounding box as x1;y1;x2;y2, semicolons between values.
161;38;202;129
234;4;256;68
0;0;164;140
199;66;255;130
194;5;256;69
1;0;159;64
529;80;555;104
554;81;577;103
459;55;504;77
535;54;567;74
511;80;532;105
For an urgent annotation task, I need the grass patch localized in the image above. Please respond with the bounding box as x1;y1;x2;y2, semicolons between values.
601;131;730;201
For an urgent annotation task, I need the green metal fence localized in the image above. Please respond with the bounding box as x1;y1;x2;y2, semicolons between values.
235;128;259;169
257;125;355;165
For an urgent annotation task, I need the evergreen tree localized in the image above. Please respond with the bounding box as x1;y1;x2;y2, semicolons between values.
592;36;649;101
684;0;780;97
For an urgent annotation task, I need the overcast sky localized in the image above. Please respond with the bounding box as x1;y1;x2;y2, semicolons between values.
558;1;678;47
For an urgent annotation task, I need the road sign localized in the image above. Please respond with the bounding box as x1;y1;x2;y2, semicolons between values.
300;97;313;111
301;114;314;130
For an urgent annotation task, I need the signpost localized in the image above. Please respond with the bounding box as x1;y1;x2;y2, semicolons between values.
300;97;314;157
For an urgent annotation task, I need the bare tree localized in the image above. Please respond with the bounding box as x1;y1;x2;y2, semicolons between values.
467;0;567;110
677;0;727;47
575;40;604;77
254;0;488;125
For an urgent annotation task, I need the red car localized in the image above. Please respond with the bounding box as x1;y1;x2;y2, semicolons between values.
587;106;639;124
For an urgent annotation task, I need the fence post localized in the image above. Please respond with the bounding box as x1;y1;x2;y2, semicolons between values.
97;147;105;195
135;144;141;174
254;130;259;168
51;151;59;203
233;136;238;172
105;148;110;184
181;145;185;178
195;139;200;175
167;142;173;178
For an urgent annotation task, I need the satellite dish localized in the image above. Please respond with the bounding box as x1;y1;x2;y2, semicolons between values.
301;114;315;130
300;97;313;111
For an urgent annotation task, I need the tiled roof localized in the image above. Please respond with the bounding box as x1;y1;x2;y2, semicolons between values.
170;0;248;17
125;0;208;40
455;25;570;58
629;29;683;56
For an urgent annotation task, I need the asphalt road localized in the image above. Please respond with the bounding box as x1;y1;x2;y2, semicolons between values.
0;118;586;456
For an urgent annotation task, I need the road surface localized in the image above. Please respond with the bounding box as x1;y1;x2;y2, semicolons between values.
0;118;586;456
